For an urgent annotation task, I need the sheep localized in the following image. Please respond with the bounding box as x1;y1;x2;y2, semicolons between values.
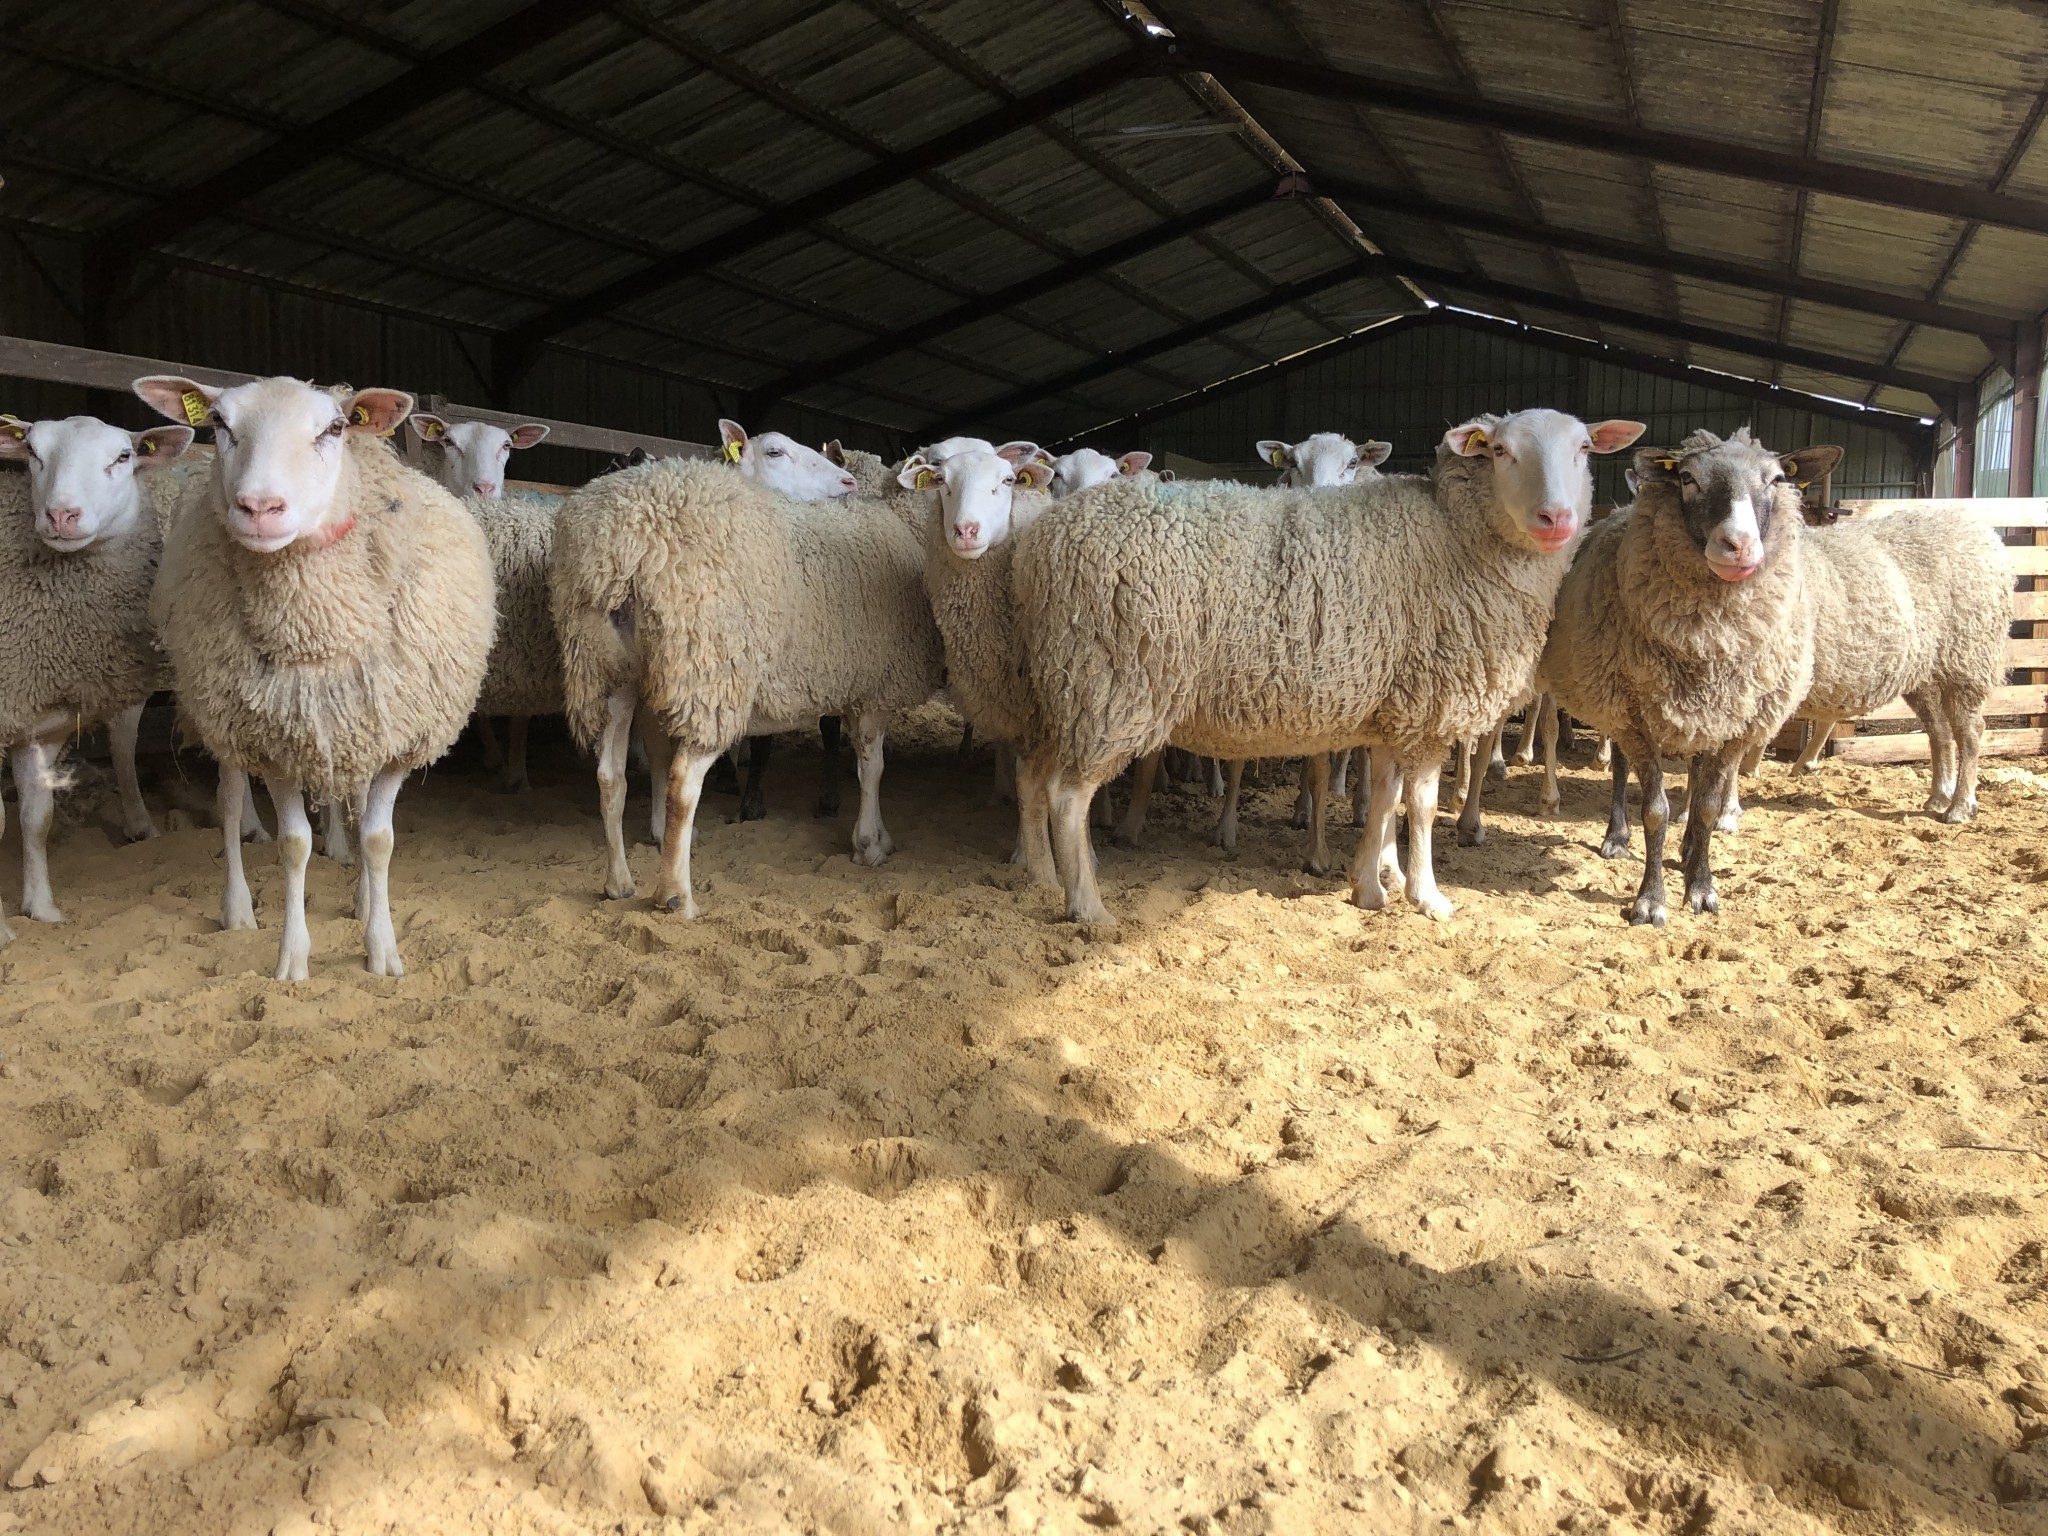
1047;447;1152;499
0;414;195;940
1788;497;2010;821
137;374;496;979
549;456;943;917
412;413;549;498
464;487;566;794
1541;427;1825;925
1256;432;1393;488
720;418;857;500
911;446;1058;881
1014;408;1645;925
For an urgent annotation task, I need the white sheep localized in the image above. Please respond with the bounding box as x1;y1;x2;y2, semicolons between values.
1015;409;1644;924
412;413;550;498
0;414;194;939
1047;447;1152;499
1256;432;1392;487
138;374;496;979
550;456;942;917
720;419;858;500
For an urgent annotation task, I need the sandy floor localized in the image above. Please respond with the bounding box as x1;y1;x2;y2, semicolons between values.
0;706;2044;1535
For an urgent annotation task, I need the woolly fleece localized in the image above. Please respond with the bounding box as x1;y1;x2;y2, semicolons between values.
1011;444;1567;780
1797;506;2009;723
550;457;943;755
1542;440;1813;762
468;492;567;718
152;436;496;801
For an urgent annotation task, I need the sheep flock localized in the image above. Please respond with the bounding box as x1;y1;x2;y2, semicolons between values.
0;380;2016;981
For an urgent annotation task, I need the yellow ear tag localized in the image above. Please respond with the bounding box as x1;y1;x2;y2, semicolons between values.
181;392;211;426
915;468;937;490
350;405;370;426
722;440;743;464
1657;457;1679;472
137;436;155;455
421;420;444;440
3;425;23;442
1267;447;1286;467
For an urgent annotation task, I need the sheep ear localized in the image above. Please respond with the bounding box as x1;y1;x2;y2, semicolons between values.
1443;422;1490;457
1590;420;1647;454
1360;440;1393;467
411;412;449;442
0;417;28;460
1633;446;1683;481
1157;468;1176;483
1116;451;1152;476
132;425;194;465
896;458;938;491
1256;439;1291;469
718;418;748;464
344;388;413;437
1015;460;1052;491
1783;445;1842;486
135;375;219;428
994;440;1040;465
823;439;846;467
508;423;550;450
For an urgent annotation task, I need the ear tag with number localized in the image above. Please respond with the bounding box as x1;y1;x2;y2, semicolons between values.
182;392;211;426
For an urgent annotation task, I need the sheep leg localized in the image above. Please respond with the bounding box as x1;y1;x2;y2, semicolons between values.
1512;696;1541;766
1906;691;1956;815
12;740;63;924
1400;749;1454;919
1330;748;1349;798
1290;759;1314;830
849;712;894;867
738;735;771;822
1206;757;1225;798
1681;751;1732;915
1455;723;1496;847
266;777;313;981
1302;749;1332;876
356;768;405;976
1487;726;1508;783
816;715;842;818
1350;750;1405;910
108;701;158;842
0;784;11;947
1450;739;1470;811
476;715;505;773
652;749;716;917
1114;749;1159;848
495;715;532;794
1599;745;1631;860
1593;734;1612;769
1352;747;1371;826
1942;694;1985;823
1212;760;1244;851
1627;749;1670;927
323;799;353;866
219;767;257;931
1014;754;1058;889
1538;698;1563;816
238;776;270;842
956;721;974;756
1792;718;1832;773
639;708;673;845
1048;767;1113;926
598;690;638;899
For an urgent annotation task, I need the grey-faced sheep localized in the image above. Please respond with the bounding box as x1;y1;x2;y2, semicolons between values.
1012;408;1644;925
1542;427;1826;925
0;414;195;939
138;375;496;979
549;457;943;917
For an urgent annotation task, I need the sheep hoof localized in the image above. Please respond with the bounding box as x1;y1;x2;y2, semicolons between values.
26;904;65;925
366;948;405;978
0;923;13;948
1687;885;1719;916
658;893;683;913
1598;835;1629;861
738;800;766;823
1351;882;1387;912
1067;902;1116;927
1486;761;1507;783
1940;798;1975;824
603;880;636;901
242;826;272;845
125;820;162;843
327;845;357;869
852;833;893;867
1110;830;1141;850
1538;795;1561;817
491;774;531;795
1408;891;1453;920
1303;857;1329;877
1714;808;1741;834
1289;807;1310;831
1456;821;1484;848
1627;896;1667;927
274;949;311;982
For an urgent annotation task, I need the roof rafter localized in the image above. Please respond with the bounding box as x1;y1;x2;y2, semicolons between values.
492;48;1150;388
1154;37;2048;235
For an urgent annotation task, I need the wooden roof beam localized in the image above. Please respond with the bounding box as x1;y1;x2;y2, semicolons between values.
491;48;1149;391
1158;39;2048;236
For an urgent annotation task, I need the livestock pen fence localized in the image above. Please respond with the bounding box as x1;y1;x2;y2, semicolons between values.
1820;498;2048;765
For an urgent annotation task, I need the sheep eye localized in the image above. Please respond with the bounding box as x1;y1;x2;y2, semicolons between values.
114;450;132;465
766;448;784;457
322;418;345;438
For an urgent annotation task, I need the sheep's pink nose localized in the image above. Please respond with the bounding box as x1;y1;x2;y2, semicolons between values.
840;476;857;492
44;504;83;536
1529;504;1577;548
237;493;286;520
953;521;980;543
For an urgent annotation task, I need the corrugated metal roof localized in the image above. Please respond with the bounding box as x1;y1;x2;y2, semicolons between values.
2;0;2040;444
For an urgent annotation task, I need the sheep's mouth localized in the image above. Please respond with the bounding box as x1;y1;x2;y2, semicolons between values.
948;535;989;559
1706;556;1761;582
1528;525;1576;553
230;524;299;553
37;531;96;553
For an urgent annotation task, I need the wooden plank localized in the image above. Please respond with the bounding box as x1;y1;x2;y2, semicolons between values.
0;333;716;464
1863;685;2048;723
2010;545;2048;576
2011;638;2048;667
1833;727;2048;765
2017;590;2048;621
1836;496;2048;526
